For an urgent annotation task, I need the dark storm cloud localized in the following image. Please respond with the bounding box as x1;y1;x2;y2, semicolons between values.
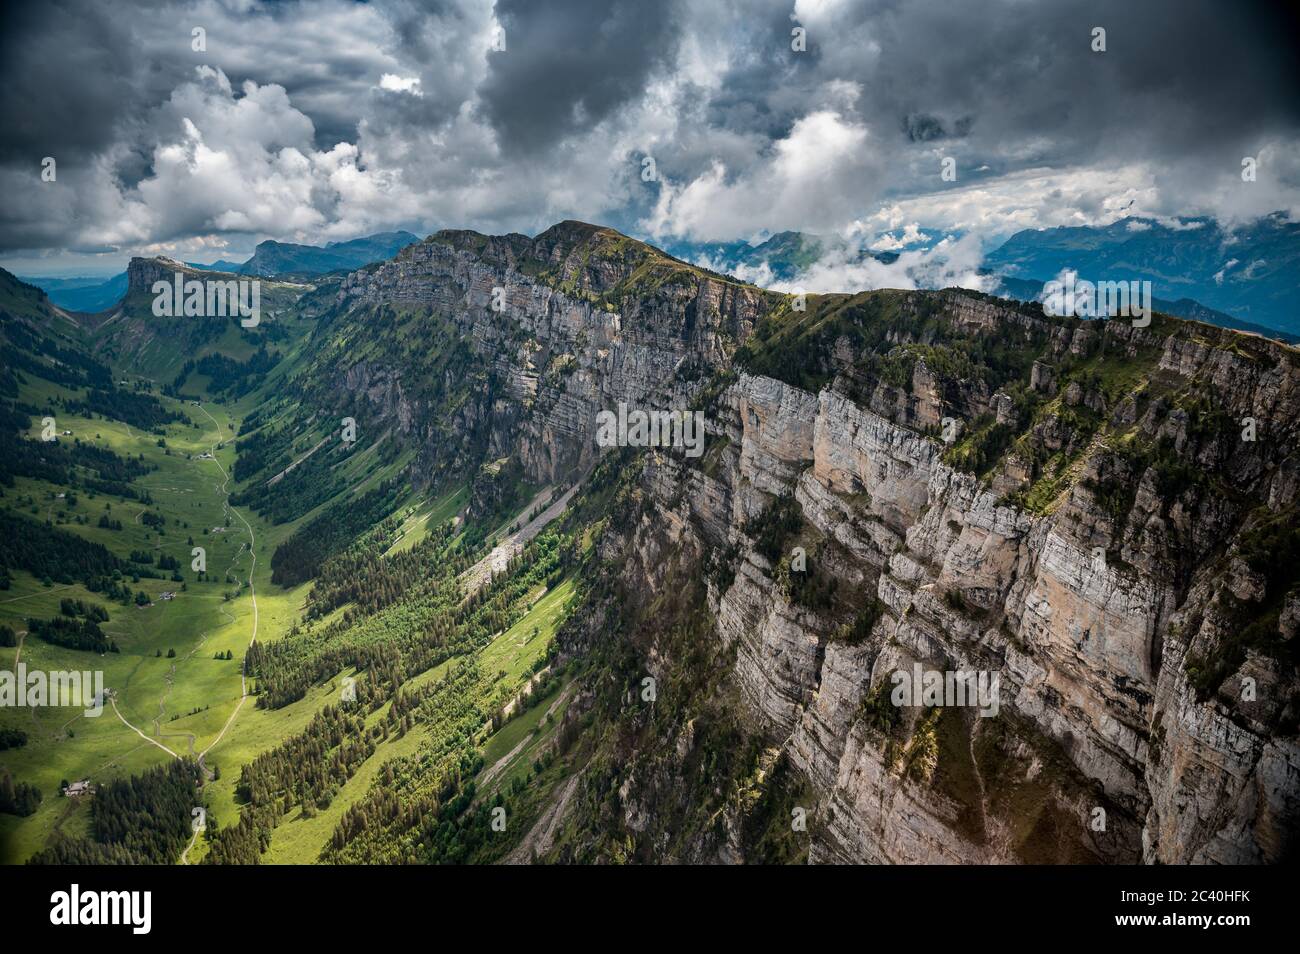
815;0;1300;176
0;0;144;164
902;114;943;144
0;0;402;164
0;0;1297;266
361;0;491;138
620;0;1300;239
691;0;814;137
478;0;681;154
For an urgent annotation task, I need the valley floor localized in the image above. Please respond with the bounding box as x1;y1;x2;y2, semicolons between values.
1;380;580;865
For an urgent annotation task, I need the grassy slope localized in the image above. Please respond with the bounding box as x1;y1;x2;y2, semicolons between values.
0;292;411;861
1;339;575;865
2;259;597;864
250;544;577;863
0;388;267;860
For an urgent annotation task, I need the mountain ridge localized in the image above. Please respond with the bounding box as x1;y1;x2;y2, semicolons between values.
2;218;1297;865
661;213;1300;341
985;213;1300;335
303;222;1299;862
17;230;421;314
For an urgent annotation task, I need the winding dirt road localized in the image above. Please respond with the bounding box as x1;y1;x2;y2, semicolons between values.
191;403;259;764
101;402;260;864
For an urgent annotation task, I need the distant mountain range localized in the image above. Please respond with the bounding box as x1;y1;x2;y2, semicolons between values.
990;275;1298;344
201;230;420;278
667;213;1299;341
20;215;1298;341
985;213;1299;336
20;272;130;313
20;230;420;313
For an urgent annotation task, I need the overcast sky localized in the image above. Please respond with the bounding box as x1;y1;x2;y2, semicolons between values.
2;0;1298;277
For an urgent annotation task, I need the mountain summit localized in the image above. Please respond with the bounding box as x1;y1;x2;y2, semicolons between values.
230;231;420;278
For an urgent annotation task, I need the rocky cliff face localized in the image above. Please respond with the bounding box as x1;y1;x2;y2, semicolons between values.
326;222;1300;864
93;258;300;375
705;374;1156;861
336;222;771;485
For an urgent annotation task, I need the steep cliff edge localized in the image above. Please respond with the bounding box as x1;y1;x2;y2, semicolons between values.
293;222;1299;863
332;221;770;484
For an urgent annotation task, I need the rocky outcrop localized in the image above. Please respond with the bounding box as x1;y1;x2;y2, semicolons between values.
597;348;1297;863
332;222;1299;864
336;223;774;485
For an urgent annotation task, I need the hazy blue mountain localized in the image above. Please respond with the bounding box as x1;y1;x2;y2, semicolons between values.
22;231;421;313
984;213;1300;335
204;230;421;277
991;274;1299;344
21;271;129;312
666;215;1299;341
